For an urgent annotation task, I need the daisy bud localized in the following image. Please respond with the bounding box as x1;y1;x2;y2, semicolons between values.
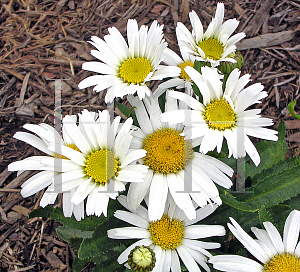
127;245;156;272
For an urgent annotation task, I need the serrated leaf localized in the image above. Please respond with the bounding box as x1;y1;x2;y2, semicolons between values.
78;216;127;262
288;99;300;120
56;226;93;240
29;206;106;231
72;256;89;272
288;195;300;210
268;204;292;234
252;155;300;184
245;120;288;178
56;226;93;241
91;257;123;272
201;202;260;233
244;163;300;209
258;206;273;228
29;197;124;232
220;191;258;212
56;225;93;250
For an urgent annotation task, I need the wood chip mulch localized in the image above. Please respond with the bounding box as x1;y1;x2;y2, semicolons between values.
1;0;300;271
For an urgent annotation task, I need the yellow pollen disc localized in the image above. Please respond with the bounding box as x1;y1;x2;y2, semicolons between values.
178;60;194;80
198;38;224;60
204;97;237;131
119;57;152;84
85;149;120;185
53;143;81;160
263;253;300;272
148;214;184;250
142;128;193;174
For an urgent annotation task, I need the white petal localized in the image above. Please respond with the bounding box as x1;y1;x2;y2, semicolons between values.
167;173;196;220
177;245;201;272
170;249;181;272
148;173;168;221
283;210;300;254
209;255;263;272
185;225;225;239
107;227;150;239
114;210;149;228
21;171;56;198
228;218;269;263
14;132;52;155
263;221;284;254
120;149;147;168
127;170;153;211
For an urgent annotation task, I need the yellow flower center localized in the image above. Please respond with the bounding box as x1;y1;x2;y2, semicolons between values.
119;57;152;84
53;143;80;160
263;253;300;272
148;214;184;250
85;149;120;185
142;128;193;174
203;97;237;131
178;60;194;80
198;38;224;60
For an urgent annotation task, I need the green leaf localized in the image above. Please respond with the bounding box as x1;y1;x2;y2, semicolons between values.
91;257;123;272
158;91;166;112
288;100;300;120
78;215;127;262
56;225;93;240
201;202;260;233
56;225;93;250
268;204;292;233
220;191;258;212
115;99;138;126
72;256;89;272
251;155;300;184
29;206;106;231
288;194;300;210
245;120;288;179
29;197;124;231
192;60;205;102
192;82;202;101
244;162;300;209
258;206;273;228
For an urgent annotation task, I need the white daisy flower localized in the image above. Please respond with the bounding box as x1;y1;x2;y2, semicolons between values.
108;195;226;272
177;3;245;67
78;19;180;103
155;44;196;96
9;109;148;219
161;66;278;166
8;119;85;221
209;210;300;272
127;93;233;221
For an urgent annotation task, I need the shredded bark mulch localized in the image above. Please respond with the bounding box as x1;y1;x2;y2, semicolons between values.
1;0;300;271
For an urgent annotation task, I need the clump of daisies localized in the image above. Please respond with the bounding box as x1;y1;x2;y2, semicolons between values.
6;2;288;272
